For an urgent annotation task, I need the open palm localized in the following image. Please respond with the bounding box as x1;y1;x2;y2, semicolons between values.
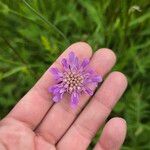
0;42;127;150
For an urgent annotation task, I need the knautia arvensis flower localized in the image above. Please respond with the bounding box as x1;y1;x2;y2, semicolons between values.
49;52;102;107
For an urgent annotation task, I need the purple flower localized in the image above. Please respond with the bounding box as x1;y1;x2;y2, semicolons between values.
49;52;102;107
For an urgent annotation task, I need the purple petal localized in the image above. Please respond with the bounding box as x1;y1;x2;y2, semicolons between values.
60;92;64;99
53;87;61;94
48;84;64;93
71;92;79;108
82;68;94;77
48;86;56;93
81;58;90;68
52;95;61;102
74;57;80;69
50;67;63;78
69;52;75;63
69;52;78;71
48;85;60;93
50;67;59;74
83;78;92;84
59;88;66;93
61;58;69;69
92;75;102;83
86;68;94;74
84;87;93;96
52;92;64;102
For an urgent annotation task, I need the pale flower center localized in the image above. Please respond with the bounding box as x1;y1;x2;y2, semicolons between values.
63;71;83;93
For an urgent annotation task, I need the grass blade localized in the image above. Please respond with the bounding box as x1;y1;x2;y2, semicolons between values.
22;0;68;41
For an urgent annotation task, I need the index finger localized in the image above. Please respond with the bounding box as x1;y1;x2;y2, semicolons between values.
5;42;92;129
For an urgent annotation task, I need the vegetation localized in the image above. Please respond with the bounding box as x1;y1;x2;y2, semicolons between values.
0;0;149;149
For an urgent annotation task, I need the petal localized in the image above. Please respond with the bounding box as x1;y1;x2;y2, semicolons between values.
74;57;80;70
48;83;64;93
81;58;90;68
48;85;60;93
53;87;61;94
59;88;66;93
84;87;93;96
82;69;94;79
52;95;60;102
71;92;79;108
48;86;55;93
52;92;64;102
61;58;69;69
86;68;94;74
50;67;63;78
69;52;78;71
50;67;59;74
82;78;92;84
69;52;75;63
92;75;103;82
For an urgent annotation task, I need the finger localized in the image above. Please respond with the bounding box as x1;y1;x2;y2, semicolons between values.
94;117;127;150
35;136;56;150
6;42;92;129
36;49;116;144
0;143;6;150
56;72;127;150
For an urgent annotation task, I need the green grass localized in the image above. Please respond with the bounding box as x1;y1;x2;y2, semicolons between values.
0;0;150;149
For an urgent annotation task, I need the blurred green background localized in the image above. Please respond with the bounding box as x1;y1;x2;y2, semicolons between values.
0;0;150;149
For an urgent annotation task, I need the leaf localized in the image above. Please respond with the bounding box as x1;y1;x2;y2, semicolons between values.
22;0;68;41
0;1;9;14
0;66;26;80
129;13;150;26
41;35;50;51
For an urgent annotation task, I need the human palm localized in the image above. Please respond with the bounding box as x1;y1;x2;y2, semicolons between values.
0;42;127;150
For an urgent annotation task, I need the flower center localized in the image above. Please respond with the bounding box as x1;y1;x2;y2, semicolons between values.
63;71;83;93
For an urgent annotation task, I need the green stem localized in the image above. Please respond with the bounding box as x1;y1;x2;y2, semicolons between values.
22;0;68;42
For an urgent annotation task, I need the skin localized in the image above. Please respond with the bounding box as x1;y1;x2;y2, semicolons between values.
0;42;128;150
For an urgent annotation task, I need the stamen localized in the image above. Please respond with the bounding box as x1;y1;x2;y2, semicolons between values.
62;70;84;93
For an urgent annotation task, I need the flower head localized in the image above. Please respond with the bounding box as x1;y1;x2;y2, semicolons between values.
49;52;102;107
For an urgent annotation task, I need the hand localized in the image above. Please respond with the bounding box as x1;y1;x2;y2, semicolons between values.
0;42;127;150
